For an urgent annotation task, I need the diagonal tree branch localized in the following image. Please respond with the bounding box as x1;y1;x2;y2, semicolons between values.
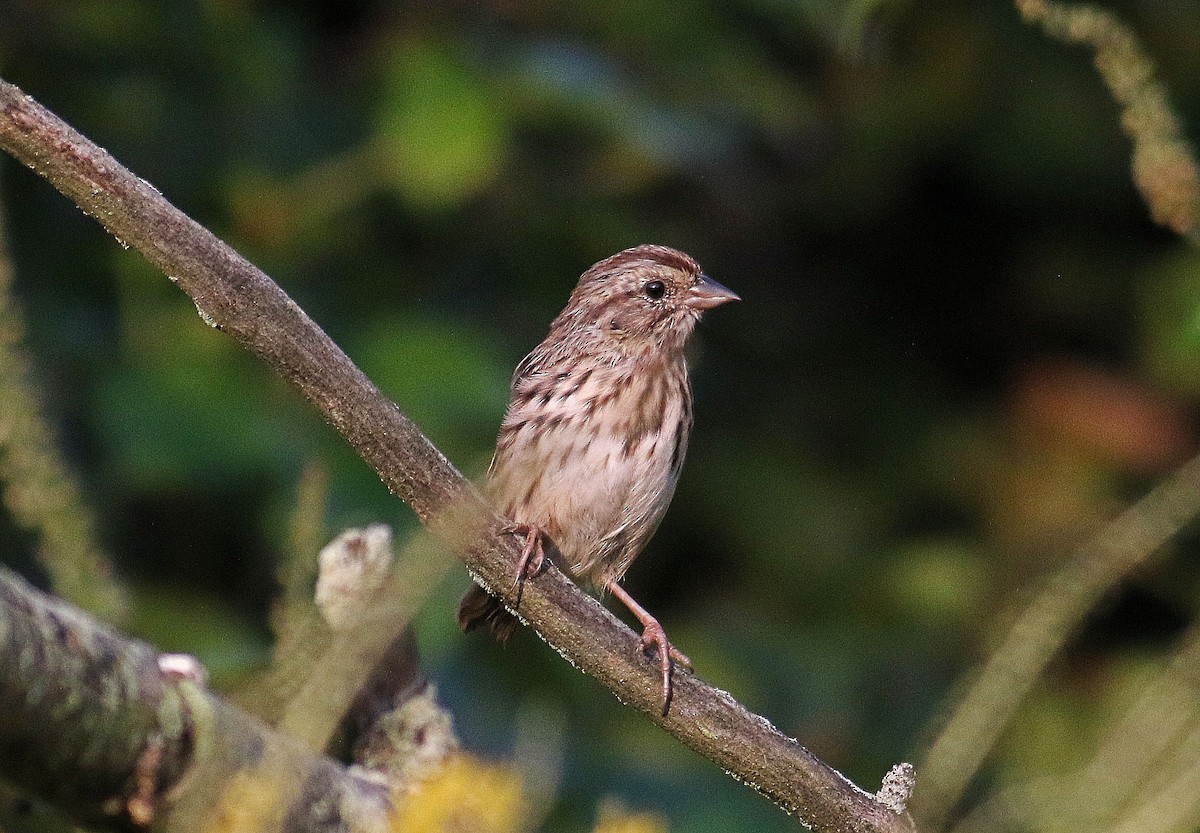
0;77;913;832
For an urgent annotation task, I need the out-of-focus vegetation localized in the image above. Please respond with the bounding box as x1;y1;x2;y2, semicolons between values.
1;0;1199;830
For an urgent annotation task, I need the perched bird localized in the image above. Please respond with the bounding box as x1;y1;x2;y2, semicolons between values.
458;244;738;711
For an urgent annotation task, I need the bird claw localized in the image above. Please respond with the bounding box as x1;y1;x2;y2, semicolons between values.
605;580;688;716
667;643;693;671
639;620;689;716
505;522;546;608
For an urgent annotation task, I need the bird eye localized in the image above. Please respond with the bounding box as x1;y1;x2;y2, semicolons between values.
643;280;666;300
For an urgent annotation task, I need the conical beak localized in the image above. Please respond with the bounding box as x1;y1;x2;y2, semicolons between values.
686;273;740;310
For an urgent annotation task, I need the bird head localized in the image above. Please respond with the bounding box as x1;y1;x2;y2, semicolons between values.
555;244;739;355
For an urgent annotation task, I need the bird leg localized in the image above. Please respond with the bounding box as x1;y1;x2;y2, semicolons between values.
606;580;691;715
505;522;546;609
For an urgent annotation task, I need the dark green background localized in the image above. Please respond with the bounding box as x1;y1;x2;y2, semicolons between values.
2;1;1199;830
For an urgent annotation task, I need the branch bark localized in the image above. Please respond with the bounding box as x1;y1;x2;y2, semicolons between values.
0;77;913;832
0;565;390;832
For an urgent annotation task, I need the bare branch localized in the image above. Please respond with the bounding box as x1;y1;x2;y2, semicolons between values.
0;77;912;831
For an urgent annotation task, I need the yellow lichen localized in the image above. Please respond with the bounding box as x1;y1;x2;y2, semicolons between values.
202;772;282;833
389;755;523;833
592;809;670;833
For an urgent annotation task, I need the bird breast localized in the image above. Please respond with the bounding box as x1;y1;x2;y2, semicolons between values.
488;357;693;588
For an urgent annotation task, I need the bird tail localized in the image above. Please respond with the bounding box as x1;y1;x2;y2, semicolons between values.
457;583;519;641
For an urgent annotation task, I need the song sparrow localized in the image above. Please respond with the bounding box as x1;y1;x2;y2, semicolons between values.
458;244;738;711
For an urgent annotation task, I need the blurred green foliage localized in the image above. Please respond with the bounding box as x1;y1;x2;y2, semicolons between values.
2;0;1200;830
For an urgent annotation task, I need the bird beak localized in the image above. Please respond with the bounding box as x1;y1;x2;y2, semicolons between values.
686;273;740;310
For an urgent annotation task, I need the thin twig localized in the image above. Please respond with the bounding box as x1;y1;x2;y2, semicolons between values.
916;454;1200;828
946;621;1200;833
1058;621;1200;829
1015;0;1200;244
918;3;1200;825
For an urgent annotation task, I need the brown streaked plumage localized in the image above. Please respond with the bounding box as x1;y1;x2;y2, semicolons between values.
457;244;738;712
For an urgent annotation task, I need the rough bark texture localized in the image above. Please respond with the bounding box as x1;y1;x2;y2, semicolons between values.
0;78;914;833
0;566;391;833
0;567;186;825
